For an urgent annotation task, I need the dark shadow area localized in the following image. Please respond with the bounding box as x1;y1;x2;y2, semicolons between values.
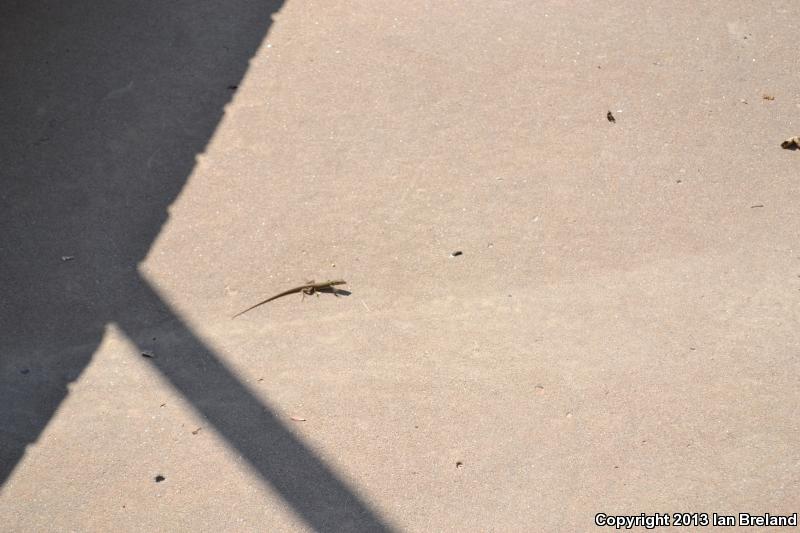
329;288;353;297
0;1;392;531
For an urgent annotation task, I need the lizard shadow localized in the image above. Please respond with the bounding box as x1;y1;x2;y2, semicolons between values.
0;1;392;531
320;287;352;297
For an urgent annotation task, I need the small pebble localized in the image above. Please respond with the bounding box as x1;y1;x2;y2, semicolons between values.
155;475;165;483
450;251;463;257
781;136;800;150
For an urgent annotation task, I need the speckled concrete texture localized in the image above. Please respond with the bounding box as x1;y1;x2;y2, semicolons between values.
2;1;799;531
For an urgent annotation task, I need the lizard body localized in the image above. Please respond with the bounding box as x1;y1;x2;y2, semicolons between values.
233;279;346;318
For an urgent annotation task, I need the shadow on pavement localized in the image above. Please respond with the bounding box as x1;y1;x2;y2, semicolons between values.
0;1;392;530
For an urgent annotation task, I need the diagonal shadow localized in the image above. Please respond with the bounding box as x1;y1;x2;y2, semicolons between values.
0;0;393;530
118;277;391;531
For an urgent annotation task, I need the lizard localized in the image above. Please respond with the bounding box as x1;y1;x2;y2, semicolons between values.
232;279;347;318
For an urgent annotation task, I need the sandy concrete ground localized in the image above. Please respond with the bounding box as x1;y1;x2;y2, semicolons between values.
2;0;799;531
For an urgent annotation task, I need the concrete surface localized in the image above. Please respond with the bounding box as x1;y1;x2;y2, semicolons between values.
1;0;799;531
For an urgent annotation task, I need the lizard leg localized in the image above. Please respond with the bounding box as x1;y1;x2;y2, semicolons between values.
302;286;315;302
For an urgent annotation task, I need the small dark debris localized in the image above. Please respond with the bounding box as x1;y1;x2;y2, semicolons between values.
20;368;30;375
676;179;682;184
455;461;464;469
606;111;616;123
781;136;800;150
762;94;775;101
160;403;166;407
155;475;165;482
227;85;238;90
191;427;202;435
141;351;155;358
750;204;764;208
257;377;264;382
450;251;463;257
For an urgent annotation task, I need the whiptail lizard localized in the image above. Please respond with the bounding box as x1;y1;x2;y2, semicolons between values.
233;279;347;318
